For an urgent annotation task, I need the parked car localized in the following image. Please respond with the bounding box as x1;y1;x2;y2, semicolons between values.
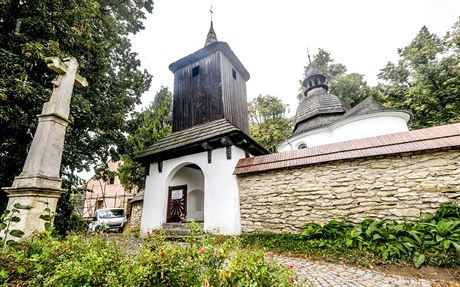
89;208;127;233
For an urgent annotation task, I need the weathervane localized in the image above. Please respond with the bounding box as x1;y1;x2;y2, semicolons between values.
307;48;312;64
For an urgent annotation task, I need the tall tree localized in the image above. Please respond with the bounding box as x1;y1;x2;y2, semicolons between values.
248;95;292;153
377;21;460;129
0;0;153;213
298;49;372;107
118;87;173;192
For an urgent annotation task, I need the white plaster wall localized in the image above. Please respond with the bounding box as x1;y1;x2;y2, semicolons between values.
187;189;204;221
170;167;204;193
332;115;408;142
141;146;244;235
279;112;409;152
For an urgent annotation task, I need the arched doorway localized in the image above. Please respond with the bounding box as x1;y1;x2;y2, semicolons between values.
167;164;204;222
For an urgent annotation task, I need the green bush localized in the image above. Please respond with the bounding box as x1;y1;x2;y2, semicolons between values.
242;203;460;268
0;232;298;286
121;233;298;287
68;213;89;234
0;203;32;248
0;234;127;286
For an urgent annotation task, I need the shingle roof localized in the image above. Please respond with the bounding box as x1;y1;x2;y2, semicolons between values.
293;87;350;134
292;95;410;136
135;119;268;162
169;41;250;81
304;62;322;80
138;119;237;156
343;96;410;119
205;21;217;46
235;122;460;175
130;191;144;203
292;113;344;136
294;61;410;136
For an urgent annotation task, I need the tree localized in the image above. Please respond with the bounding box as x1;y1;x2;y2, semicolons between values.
298;49;372;107
248;95;292;153
118;87;173;192
0;1;153;214
377;21;460;129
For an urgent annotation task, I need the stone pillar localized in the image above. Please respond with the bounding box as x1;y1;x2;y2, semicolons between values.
2;57;87;237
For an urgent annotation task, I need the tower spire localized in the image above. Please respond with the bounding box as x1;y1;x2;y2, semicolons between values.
303;62;328;96
205;6;217;46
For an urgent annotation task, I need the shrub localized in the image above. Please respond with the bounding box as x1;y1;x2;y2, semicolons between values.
122;232;298;286
0;203;32;248
0;231;298;286
242;203;460;268
68;213;89;234
0;234;127;286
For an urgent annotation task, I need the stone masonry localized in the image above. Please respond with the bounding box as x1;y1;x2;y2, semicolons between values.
129;201;143;229
237;148;460;233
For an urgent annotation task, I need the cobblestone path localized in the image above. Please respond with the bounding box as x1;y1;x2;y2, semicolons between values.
275;255;434;287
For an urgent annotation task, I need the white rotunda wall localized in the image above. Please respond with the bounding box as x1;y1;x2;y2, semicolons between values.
279;112;410;152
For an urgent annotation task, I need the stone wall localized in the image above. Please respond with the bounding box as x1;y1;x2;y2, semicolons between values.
237;148;460;233
129;201;143;229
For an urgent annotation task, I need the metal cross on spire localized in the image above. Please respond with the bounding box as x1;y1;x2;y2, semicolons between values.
205;4;217;46
307;48;312;64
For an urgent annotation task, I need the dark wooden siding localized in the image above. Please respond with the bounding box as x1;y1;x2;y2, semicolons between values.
219;51;249;134
172;52;224;132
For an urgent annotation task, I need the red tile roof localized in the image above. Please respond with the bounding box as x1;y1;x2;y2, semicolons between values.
234;123;460;175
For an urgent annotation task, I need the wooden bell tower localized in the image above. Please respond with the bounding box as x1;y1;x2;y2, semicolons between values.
169;21;250;134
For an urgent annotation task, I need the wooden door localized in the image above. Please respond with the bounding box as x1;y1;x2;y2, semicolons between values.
167;185;187;222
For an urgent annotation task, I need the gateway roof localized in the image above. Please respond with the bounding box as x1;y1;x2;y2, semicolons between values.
135;119;268;163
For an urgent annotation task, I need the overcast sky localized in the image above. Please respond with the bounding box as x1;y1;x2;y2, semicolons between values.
130;0;459;115
79;0;458;180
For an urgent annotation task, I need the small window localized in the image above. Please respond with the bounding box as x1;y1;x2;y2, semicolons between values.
297;143;307;149
109;177;115;184
232;68;237;80
192;66;200;77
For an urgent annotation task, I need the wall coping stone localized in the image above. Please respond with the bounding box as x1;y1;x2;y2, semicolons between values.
235;123;460;175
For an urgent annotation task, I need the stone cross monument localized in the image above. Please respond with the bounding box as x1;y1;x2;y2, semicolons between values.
3;57;87;236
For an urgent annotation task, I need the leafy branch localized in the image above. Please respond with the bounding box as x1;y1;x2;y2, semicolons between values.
0;203;32;250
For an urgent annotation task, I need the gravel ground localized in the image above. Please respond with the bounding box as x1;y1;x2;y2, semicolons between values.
275;255;448;287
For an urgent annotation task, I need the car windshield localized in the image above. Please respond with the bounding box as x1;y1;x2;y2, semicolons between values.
99;209;125;219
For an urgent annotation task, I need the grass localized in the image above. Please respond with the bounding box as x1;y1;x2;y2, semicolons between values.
240;233;383;267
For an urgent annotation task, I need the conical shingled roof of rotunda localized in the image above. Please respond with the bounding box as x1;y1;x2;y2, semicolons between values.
293;62;350;134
